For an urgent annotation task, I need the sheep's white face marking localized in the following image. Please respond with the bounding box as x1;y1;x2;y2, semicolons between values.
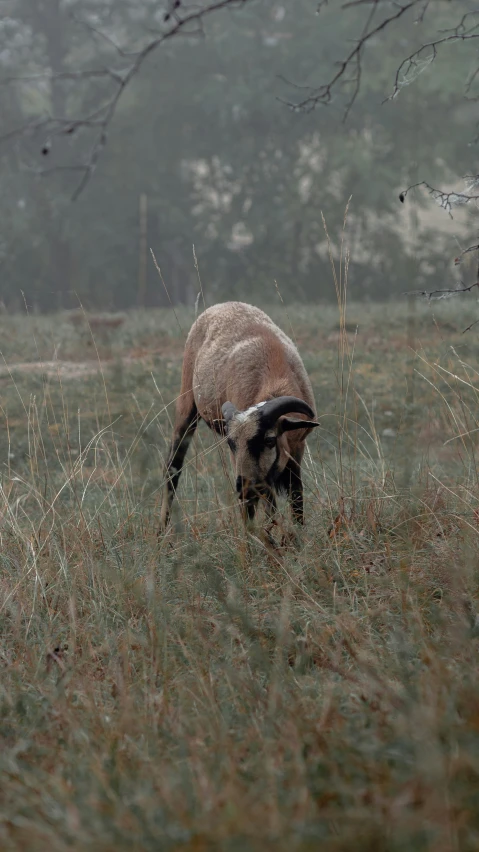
226;410;284;488
235;400;267;423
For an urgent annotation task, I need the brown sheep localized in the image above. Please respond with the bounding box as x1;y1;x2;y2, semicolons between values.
159;302;319;531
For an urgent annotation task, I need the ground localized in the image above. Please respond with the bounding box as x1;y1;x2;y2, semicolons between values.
1;299;479;851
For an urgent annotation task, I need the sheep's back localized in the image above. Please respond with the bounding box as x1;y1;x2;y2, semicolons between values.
185;302;314;420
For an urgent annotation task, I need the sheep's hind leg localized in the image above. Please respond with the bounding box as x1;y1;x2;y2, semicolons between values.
159;403;198;533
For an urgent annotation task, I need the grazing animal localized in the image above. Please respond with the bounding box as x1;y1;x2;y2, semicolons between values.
159;302;319;531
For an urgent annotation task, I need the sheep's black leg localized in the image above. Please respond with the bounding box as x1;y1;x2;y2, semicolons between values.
263;487;280;547
264;488;278;522
284;458;304;525
159;403;198;531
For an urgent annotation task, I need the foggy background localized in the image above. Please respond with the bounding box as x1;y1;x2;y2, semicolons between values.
0;0;476;312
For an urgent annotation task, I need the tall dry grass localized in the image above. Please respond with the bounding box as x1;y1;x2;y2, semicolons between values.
1;282;479;849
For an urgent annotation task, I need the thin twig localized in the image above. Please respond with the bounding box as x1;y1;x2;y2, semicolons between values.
462;318;479;334
403;281;479;301
399;180;479;216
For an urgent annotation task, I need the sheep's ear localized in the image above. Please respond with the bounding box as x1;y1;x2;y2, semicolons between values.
222;401;238;423
213;401;238;435
278;418;319;436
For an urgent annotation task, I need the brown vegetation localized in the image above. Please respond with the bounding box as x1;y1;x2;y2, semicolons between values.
1;299;479;849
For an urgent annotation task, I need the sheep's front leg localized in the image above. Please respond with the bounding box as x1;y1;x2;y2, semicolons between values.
262;487;280;547
284;458;304;525
276;457;303;548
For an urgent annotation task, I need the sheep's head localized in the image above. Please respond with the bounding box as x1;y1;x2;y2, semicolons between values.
219;396;319;514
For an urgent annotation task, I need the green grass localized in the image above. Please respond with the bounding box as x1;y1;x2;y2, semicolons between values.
2;299;479;850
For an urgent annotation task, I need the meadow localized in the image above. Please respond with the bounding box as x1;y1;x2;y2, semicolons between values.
1;297;479;850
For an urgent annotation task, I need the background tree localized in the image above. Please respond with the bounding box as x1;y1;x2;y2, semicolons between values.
0;0;477;310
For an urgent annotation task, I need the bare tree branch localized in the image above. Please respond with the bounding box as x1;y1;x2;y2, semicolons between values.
415;1;431;25
399;174;479;317
0;68;126;86
69;12;141;58
387;24;479;103
280;0;420;116
399;179;479;216
284;1;479;123
438;10;479;37
0;0;253;200
0;104;112;147
454;242;479;267
462;317;479;333
403;280;479;301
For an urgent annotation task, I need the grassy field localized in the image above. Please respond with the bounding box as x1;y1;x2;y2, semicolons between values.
2;298;479;850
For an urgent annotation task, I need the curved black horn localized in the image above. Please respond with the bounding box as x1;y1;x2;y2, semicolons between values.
258;396;315;430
